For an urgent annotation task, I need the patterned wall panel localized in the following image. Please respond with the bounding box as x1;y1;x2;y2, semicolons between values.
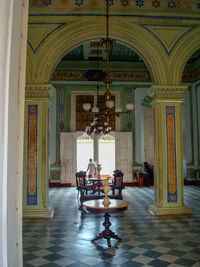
27;105;38;205
166;106;177;202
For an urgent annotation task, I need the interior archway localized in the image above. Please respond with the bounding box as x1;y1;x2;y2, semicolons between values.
22;2;200;266
49;38;151;184
26;19;170;85
169;28;200;85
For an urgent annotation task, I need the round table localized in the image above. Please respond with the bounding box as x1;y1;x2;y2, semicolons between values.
83;199;129;247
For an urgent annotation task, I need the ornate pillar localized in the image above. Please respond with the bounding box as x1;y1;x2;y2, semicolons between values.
23;84;54;218
148;86;192;216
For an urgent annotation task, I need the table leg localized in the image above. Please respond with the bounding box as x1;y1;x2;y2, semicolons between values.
92;213;121;247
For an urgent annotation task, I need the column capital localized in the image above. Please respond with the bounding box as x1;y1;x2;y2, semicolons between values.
147;85;188;103
25;84;55;99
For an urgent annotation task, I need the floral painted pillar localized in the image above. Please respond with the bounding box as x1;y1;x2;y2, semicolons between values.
148;86;192;216
23;84;54;218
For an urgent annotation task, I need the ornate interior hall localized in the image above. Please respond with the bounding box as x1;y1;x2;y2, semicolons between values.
23;186;200;267
0;0;200;266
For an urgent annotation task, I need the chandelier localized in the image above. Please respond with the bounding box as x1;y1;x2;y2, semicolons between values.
83;0;134;135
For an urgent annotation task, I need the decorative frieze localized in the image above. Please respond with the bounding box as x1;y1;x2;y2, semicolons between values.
52;70;151;82
51;70;199;83
52;71;83;81
29;0;200;15
110;72;150;81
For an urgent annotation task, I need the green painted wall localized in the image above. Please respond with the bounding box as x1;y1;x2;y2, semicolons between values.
50;83;135;167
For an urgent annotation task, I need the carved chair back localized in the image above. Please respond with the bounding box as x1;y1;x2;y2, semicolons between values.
75;171;86;189
113;170;124;187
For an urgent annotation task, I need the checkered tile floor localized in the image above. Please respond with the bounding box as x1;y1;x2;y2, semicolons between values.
23;186;200;266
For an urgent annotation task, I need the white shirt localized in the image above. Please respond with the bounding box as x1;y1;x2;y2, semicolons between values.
87;162;96;176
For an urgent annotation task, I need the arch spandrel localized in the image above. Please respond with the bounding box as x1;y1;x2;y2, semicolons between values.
167;27;200;85
26;18;170;85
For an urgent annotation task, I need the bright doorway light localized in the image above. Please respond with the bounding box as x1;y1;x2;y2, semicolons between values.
99;134;115;177
77;133;93;172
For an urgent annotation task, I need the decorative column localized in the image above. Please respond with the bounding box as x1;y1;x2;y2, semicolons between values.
23;84;54;218
148;86;192;216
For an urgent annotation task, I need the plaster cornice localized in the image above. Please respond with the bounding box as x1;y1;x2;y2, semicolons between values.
147;85;188;102
25;84;55;99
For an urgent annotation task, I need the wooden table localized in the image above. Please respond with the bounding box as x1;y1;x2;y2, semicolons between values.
83;199;129;247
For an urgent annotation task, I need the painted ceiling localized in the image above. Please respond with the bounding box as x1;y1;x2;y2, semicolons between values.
56;40;200;73
61;41;142;62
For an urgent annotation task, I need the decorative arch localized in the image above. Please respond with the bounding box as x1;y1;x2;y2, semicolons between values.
168;27;200;85
26;18;170;85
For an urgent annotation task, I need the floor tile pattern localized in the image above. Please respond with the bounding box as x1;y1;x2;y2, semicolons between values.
23;186;200;266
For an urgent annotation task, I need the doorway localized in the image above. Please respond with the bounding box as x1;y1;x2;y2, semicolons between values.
76;133;115;177
77;133;94;172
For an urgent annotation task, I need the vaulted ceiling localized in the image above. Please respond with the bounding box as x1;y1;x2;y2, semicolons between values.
55;40;200;75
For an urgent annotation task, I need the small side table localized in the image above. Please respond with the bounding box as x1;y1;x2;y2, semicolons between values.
83;199;129;247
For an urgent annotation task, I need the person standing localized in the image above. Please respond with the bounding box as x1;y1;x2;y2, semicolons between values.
86;159;96;178
144;161;154;186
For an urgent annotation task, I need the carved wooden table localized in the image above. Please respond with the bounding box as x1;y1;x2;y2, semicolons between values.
83;199;129;247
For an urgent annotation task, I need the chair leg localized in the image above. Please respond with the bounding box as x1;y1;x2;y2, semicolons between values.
118;189;122;200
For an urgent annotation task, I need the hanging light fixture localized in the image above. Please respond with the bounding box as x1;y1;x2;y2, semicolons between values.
83;0;134;135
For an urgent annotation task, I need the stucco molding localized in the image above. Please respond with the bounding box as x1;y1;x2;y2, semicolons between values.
148;85;188;102
26;83;53;90
25;83;55;99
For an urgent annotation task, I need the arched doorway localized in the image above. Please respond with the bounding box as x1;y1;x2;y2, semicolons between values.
49;39;150;185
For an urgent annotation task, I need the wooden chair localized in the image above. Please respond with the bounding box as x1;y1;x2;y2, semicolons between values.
110;170;124;200
75;171;93;210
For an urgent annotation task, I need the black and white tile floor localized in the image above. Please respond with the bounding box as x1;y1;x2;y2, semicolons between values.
23;186;200;266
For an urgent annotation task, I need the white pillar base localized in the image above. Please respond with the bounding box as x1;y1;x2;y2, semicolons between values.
148;203;192;216
23;206;54;219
